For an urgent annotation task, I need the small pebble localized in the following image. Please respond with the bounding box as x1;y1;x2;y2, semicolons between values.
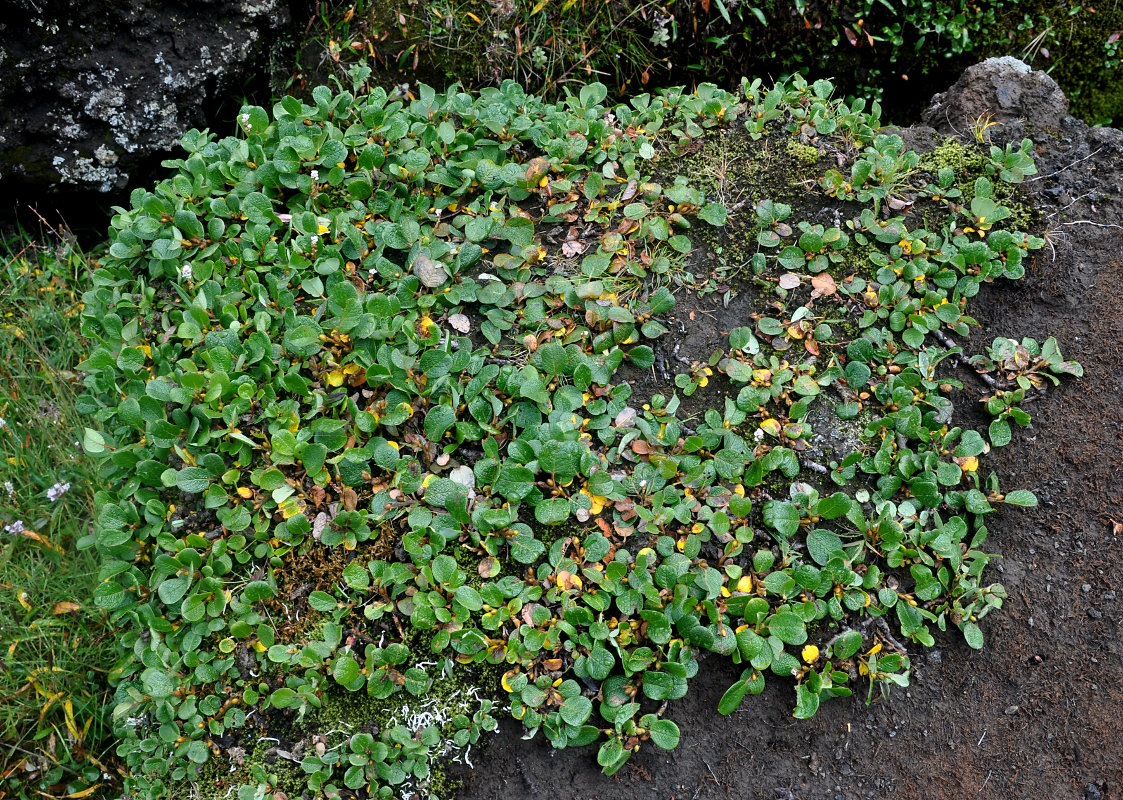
1004;705;1019;716
1088;607;1103;620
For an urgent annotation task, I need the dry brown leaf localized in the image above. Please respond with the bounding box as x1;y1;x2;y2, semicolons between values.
811;272;837;297
52;601;81;615
478;557;499;578
778;273;801;290
562;239;586;257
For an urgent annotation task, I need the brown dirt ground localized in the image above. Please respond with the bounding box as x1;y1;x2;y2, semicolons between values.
454;84;1123;800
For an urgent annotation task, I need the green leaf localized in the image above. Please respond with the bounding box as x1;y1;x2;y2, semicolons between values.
816;493;851;519
832;630;863;659
806;529;843;565
334;655;362;686
793;684;820;719
82;428;107;454
269;688;298;708
454;585;484;611
431;555;458;585
142;667;176;698
964;489;993;515
698;202;727;226
425;405;457;441
535;497;572;526
628;345;655;369
646;718;680;750
763;500;800;538
560;695;592;726
954;430;986;457
1003;489;1038;507
309;591;336;612
343;562;370;589
962;621;985;649
185;740;210;764
989;418;1012;448
597;737;624;768
176;467;211;494
244;581;274;602
718;679;750;715
768;611;807;645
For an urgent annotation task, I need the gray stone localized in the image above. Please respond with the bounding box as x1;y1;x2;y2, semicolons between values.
922;57;1069;139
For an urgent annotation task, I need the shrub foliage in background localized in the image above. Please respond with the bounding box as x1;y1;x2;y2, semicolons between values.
78;65;1079;799
293;0;1123;123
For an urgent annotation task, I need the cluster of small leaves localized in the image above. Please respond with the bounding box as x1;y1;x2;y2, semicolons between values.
75;67;740;797
76;67;1078;799
691;77;1081;682
969;336;1082;445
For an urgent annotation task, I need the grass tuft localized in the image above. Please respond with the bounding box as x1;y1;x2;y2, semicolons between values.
0;227;117;800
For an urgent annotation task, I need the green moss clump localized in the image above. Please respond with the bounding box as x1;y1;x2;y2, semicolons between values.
785;140;822;166
917;138;989;176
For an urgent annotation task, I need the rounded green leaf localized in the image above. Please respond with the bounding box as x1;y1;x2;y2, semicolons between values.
768;612;807;645
962;621;985;649
646;718;680;750
560;695;592;726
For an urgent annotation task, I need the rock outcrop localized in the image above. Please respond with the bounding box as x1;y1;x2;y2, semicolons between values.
922;56;1070;139
0;0;292;197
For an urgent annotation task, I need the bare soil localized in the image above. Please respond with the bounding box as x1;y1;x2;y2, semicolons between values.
455;79;1123;800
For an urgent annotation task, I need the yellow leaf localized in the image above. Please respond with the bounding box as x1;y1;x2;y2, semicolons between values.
325;369;345;388
64;699;81;742
65;786;102;798
759;418;782;437
801;644;820;663
17;590;32;611
21;530;64;554
736;576;753;593
236;487;253;499
52;601;81;615
530;0;549;14
280;498;306;520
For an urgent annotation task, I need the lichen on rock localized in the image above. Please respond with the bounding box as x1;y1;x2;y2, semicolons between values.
0;0;291;197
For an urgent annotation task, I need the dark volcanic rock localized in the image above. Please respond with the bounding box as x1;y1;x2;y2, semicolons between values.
922;55;1069;137
0;0;291;197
